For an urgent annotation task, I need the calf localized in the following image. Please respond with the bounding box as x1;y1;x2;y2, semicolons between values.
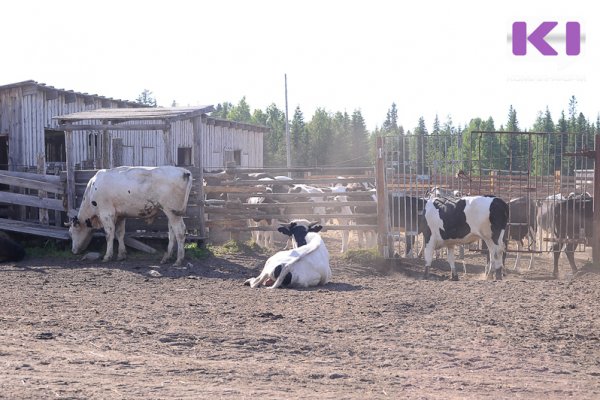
244;220;331;288
552;194;593;277
422;195;509;281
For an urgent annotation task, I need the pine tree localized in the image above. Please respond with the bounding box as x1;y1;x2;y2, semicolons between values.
228;97;252;123
382;103;399;134
350;110;370;166
290;106;307;166
136;89;157;107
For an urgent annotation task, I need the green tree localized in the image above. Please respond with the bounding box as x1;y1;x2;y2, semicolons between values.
211;102;233;119
136;89;157;107
290;106;308;166
227;97;252;123
382;103;399;134
350;110;370;166
307;108;334;167
262;104;287;167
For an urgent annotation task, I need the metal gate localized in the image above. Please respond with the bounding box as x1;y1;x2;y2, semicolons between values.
375;131;596;261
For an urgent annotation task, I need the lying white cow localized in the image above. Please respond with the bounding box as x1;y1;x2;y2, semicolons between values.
244;220;331;289
67;166;193;266
422;195;509;281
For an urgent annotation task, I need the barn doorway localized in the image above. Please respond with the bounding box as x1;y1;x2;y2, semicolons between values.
45;129;66;163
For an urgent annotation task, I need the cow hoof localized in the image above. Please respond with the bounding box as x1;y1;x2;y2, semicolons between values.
117;255;127;261
102;257;111;263
495;269;503;281
451;273;459;281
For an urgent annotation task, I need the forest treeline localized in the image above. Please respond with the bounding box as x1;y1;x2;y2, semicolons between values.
210;96;599;175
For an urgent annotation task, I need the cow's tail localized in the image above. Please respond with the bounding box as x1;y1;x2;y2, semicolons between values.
180;169;193;213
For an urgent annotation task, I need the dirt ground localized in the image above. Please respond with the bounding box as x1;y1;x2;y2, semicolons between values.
1;233;599;400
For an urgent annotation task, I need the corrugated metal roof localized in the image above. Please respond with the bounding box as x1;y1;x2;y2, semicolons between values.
0;79;145;106
55;106;215;122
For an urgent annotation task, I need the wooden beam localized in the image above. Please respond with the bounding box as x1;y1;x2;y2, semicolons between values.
124;237;157;254
0;173;64;194
375;137;389;257
0;218;69;240
0;191;65;211
192;116;206;237
593;134;600;266
58;123;170;131
65;130;76;211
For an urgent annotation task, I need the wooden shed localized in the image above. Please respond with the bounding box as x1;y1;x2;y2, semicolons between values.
0;80;145;172
0;80;268;241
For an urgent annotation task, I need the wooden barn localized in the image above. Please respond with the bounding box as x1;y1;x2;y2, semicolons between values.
0;80;268;241
0;80;267;172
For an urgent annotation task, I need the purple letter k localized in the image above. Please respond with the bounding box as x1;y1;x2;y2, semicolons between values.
513;21;558;56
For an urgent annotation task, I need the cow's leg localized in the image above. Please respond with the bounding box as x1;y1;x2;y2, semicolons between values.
552;242;563;278
340;229;349;253
527;225;536;270
484;239;504;280
512;241;522;271
264;220;274;249
564;242;578;274
100;215;116;262
115;218;127;261
447;245;459;281
161;222;175;264
423;242;434;279
170;217;187;266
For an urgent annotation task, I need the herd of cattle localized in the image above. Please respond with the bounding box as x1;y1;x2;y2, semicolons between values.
0;166;593;287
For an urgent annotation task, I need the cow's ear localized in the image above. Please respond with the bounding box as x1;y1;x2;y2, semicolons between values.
308;224;323;233
277;227;291;236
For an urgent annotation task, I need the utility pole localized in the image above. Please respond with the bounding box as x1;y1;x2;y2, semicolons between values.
285;74;291;175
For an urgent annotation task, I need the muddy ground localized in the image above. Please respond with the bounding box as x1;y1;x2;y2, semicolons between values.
1;233;599;399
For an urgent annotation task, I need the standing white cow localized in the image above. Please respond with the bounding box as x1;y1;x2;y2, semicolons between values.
68;166;193;266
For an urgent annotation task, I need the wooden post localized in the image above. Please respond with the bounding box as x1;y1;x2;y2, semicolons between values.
593;134;600;266
192;116;206;238
163;126;173;165
37;153;49;225
375;136;389;257
65;130;76;213
101;121;110;168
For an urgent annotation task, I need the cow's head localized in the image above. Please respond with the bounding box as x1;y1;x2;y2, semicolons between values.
278;219;322;247
66;215;99;254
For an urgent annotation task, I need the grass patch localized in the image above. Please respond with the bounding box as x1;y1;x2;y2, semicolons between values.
208;240;259;257
184;242;211;259
25;240;74;259
343;248;380;264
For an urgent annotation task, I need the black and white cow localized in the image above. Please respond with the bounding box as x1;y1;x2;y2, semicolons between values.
422;195;509;281
552;194;593;278
244;220;331;288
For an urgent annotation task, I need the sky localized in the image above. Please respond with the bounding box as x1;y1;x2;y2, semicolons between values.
3;0;598;132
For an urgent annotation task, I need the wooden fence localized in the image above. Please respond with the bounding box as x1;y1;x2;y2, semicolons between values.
203;170;377;241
